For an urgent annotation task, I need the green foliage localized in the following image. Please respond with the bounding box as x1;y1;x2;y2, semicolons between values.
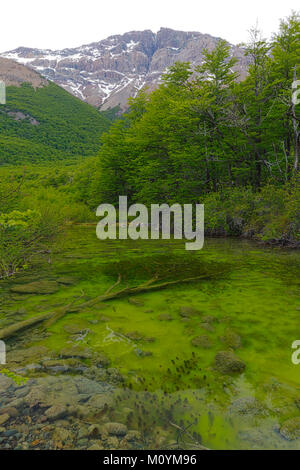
0;369;29;385
203;182;300;242
0;206;62;279
98;15;299;217
0;82;110;164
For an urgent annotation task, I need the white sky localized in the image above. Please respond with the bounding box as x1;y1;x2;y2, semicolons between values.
1;0;299;52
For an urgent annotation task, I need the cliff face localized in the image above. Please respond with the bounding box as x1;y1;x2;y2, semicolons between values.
1;28;249;110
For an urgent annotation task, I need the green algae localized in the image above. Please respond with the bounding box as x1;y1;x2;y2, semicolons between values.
1;226;300;449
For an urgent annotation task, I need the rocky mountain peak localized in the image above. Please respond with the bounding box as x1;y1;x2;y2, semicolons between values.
1;28;249;110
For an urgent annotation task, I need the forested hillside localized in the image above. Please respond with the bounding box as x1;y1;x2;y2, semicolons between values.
95;15;300;243
0;81;110;164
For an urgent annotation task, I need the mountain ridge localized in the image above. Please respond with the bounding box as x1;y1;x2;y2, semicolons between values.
1;27;250;111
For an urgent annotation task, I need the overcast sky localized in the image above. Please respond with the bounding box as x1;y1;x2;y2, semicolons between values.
1;0;299;52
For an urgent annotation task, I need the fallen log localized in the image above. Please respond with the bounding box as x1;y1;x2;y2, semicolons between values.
0;272;220;340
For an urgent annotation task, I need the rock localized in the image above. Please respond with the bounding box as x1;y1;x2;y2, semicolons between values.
105;436;119;448
135;349;153;357
99;316;111;322
102;422;127;437
214;351;246;374
95;354;110;367
7;346;49;365
52;427;74;443
128;298;144;306
158;314;173;321
191;335;212;349
125;430;142;442
105;368;124;384
45;405;68;421
87;424;102;437
280;417;300;440
57;277;77;285
87;393;113;410
229;397;268;416
220;329;242;349
201;322;215;332
10;281;59;295
24;386;48;406
125;331;143;341
88;443;104;450
59;347;92;359
0;413;9;425
63;324;86;335
0;374;15;392
77;438;89;447
179;306;201;318
202;315;217;323
0;407;18;418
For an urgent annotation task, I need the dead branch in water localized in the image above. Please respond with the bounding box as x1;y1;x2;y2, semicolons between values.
0;272;219;340
168;420;209;450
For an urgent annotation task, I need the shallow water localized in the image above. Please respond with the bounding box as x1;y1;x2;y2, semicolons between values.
0;226;300;449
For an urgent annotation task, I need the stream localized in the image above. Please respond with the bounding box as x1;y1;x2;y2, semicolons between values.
0;226;299;450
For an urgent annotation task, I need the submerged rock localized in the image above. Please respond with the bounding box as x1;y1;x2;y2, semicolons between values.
7;346;50;365
158;314;173;321
45;404;68;421
229;397;268;416
179;306;201;318
102;422;127;437
87;393;114;411
124;331;144;341
56;277;77;285
201;322;215;332
191;335;212;349
220;329;242;349
280;417;300;440
10;281;59;295
135;348;153;358
63;324;88;335
128;298;144;307
202;315;217;323
0;413;10;425
59;347;92;359
214;351;246;374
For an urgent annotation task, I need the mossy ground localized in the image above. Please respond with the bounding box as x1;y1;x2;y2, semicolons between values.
0;226;299;449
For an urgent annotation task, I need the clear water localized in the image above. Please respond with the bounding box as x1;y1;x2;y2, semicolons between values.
1;226;299;449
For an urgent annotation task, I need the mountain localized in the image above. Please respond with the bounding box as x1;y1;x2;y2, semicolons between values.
0;58;110;165
1;28;250;112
